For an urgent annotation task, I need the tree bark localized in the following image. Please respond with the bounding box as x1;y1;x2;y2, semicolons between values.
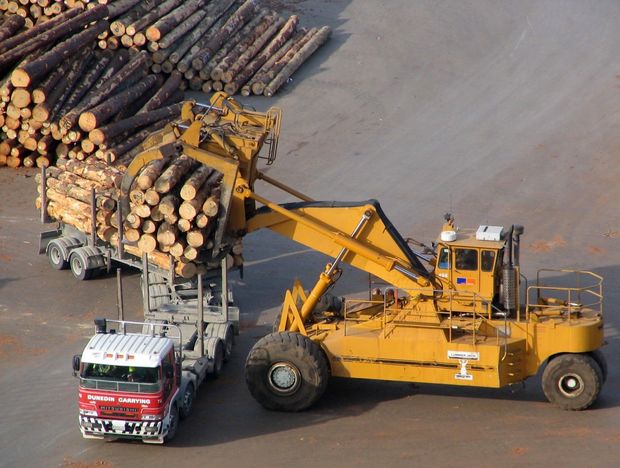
137;71;182;113
0;5;83;56
191;0;257;71
264;26;331;97
125;0;183;36
210;9;272;82
78;74;158;131
145;0;202;42
0;13;24;43
89;102;181;146
158;8;206;50
61;50;148;131
221;14;284;83
1;6;108;73
247;29;306;95
225;15;298;95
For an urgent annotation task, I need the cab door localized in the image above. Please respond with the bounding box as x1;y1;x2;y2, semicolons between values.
452;247;480;296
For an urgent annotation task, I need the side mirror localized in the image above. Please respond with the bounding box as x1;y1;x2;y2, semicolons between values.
72;355;81;376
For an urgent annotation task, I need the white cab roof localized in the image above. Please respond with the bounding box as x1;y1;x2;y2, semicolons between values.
82;332;173;368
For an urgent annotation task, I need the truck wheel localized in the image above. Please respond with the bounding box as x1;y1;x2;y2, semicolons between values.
47;243;68;270
211;339;224;378
542;353;602;411
179;383;194;420
164;404;179;443
245;331;329;412
222;324;234;362
589;349;608;383
69;253;93;281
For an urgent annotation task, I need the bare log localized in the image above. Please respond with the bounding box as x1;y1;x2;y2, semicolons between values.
136;155;171;190
154;154;195;194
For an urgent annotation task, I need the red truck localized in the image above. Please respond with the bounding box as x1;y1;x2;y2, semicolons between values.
73;313;235;444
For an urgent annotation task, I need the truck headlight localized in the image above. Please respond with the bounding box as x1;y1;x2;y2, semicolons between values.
79;409;98;416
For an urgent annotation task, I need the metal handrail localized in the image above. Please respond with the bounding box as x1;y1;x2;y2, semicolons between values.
525;269;603;322
342;288;508;354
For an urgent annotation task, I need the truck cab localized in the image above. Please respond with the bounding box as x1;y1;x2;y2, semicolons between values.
75;320;181;444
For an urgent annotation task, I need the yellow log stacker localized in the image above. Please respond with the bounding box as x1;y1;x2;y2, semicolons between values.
121;92;606;413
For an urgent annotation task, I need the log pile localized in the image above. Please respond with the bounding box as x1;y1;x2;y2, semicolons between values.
0;6;183;168
35;151;243;278
1;0;330;167
1;0;331;95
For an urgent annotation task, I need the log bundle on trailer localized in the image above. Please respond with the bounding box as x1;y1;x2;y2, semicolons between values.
35;150;243;278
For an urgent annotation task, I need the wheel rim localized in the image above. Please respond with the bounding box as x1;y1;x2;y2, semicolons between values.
268;362;301;395
50;246;62;265
558;373;584;398
71;256;83;275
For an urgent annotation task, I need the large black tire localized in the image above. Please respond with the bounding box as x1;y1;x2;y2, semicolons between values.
589;349;608;383
69;253;93;281
245;331;329;412
542;353;602;411
211;339;224;378
47;243;68;270
163;404;179;443
179;383;194;420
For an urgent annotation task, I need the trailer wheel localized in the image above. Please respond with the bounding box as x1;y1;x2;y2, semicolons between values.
211;339;224;378
47;242;68;270
222;324;234;362
164;404;179;443
542;353;602;411
179;383;194;420
245;331;329;412
69;253;92;281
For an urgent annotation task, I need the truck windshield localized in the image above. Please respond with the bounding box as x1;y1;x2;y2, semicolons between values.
80;363;161;393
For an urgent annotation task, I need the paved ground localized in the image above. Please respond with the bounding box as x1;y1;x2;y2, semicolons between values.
2;1;620;466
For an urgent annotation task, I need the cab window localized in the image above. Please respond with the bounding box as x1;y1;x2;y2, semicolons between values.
455;248;477;271
437;247;450;269
481;250;495;272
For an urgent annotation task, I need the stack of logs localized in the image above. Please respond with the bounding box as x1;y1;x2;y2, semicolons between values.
1;0;331;94
113;0;332;96
36;154;242;278
0;5;183;168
